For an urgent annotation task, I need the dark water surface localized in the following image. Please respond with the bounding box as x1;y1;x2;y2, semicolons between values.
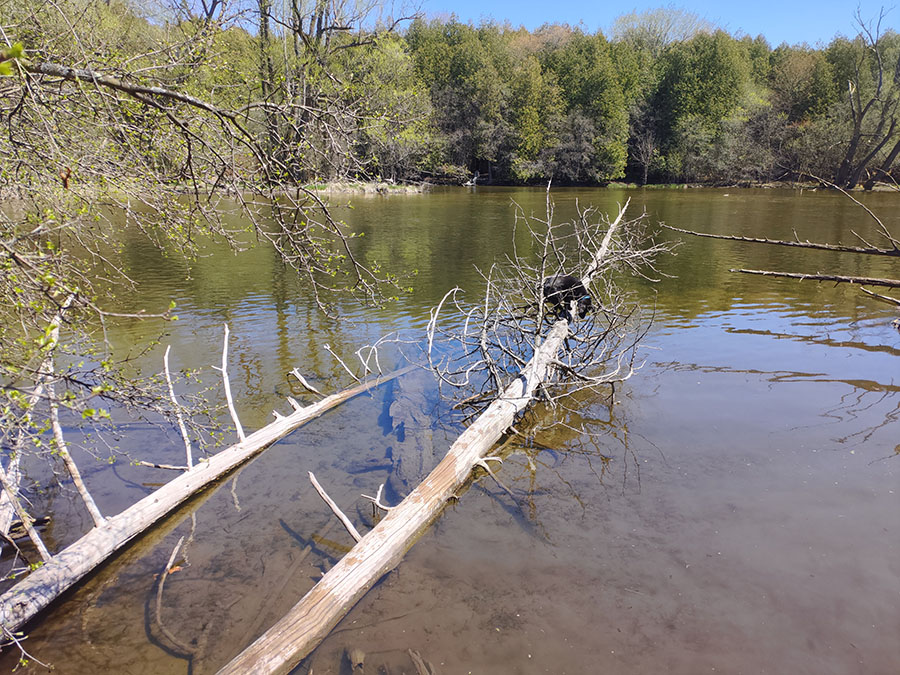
3;187;898;674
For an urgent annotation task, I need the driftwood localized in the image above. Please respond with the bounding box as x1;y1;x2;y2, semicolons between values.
664;224;900;257
217;203;630;675
860;286;900;306
308;472;362;543
669;218;900;303
0;366;413;634
731;268;900;288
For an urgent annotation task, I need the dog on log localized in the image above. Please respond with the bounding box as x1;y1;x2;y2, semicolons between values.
542;274;593;321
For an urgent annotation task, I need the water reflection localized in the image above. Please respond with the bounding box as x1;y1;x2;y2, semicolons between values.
3;187;899;674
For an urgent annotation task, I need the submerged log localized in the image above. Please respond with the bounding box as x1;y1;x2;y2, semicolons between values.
0;366;413;634
217;201;630;675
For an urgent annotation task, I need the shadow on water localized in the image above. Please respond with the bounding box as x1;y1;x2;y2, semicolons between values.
2;187;899;674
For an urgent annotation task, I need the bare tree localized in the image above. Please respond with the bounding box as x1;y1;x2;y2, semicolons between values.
611;5;715;58
832;9;900;189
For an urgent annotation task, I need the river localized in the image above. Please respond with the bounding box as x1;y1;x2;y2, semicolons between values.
2;187;898;674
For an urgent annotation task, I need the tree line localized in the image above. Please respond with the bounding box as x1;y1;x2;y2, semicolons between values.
406;9;900;189
5;2;899;192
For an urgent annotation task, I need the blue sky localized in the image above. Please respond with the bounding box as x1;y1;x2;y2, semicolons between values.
416;1;897;47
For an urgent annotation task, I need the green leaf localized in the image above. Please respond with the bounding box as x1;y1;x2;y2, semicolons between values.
0;43;24;76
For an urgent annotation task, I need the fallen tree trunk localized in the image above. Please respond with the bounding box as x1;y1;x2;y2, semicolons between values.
218;322;572;675
0;366;412;634
217;202;630;675
731;268;900;288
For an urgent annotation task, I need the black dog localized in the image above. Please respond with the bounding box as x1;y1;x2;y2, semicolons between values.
542;274;593;321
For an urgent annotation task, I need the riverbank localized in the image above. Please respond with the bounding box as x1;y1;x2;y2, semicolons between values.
304;180;432;195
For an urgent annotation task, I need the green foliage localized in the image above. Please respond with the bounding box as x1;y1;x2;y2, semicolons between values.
658;31;752;127
650;31;757;181
407;19;513;173
508;55;564;181
769;46;836;121
540;31;630;180
0;42;25;75
2;1;896;198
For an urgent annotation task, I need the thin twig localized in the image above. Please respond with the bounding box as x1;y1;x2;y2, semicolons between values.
308;472;361;542
215;324;245;441
164;345;193;469
360;484;394;512
289;368;324;397
323;344;360;383
136;461;190;471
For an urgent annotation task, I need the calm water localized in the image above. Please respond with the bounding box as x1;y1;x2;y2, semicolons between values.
2;187;898;674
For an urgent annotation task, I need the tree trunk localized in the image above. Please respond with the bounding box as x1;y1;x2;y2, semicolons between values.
845;119;898;189
863;134;900;190
834;121;864;188
257;0;279;157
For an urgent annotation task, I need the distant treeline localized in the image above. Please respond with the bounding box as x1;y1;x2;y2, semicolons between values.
6;2;900;189
402;15;900;188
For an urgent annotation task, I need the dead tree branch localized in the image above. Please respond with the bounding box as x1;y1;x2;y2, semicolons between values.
731;268;900;288
164;346;194;469
427;198;670;410
215;324;245;442
308;472;362;542
663;224;900;256
0;365;414;634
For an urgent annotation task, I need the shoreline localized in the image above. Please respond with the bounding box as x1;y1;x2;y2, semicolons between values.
3;178;895;206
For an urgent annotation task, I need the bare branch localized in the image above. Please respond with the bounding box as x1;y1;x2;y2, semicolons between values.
289;368;324;397
662;224;900;256
164;346;193;469
308;472;362;542
427;198;670;410
214;324;245;442
731;268;900;288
